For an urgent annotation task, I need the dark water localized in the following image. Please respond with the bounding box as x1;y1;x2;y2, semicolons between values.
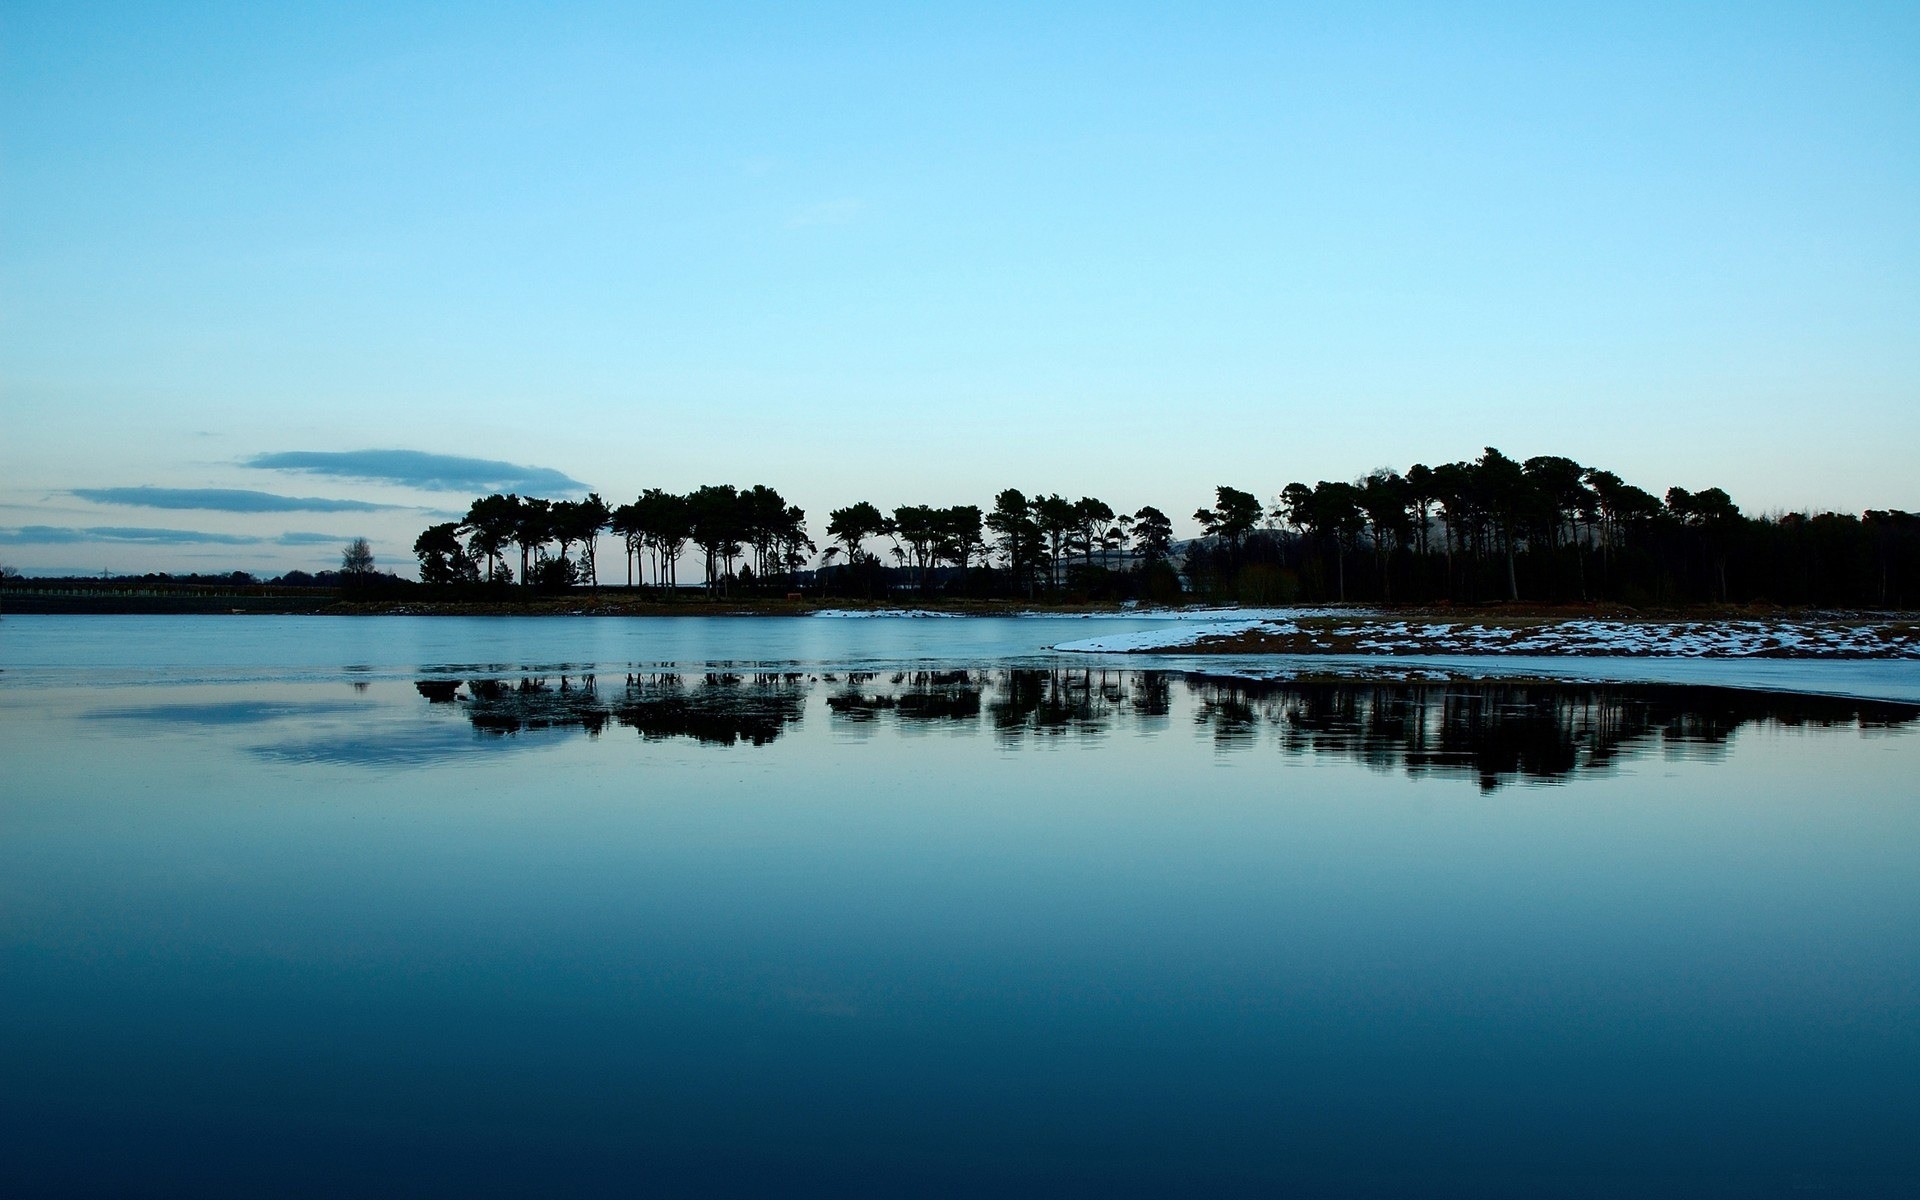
3;651;1919;1195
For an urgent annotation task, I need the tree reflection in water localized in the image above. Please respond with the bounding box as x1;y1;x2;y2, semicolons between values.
422;671;808;747
415;669;1915;790
1191;675;1916;789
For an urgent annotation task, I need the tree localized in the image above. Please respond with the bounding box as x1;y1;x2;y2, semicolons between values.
1305;480;1367;599
1032;494;1078;592
1404;464;1437;559
549;500;585;585
508;495;553;587
341;537;376;578
826;501;887;596
631;488;691;589
1472;448;1528;601
1863;510;1920;606
564;492;613;588
938;505;986;578
739;485;793;585
1357;471;1410;601
1429;463;1475;592
413;523;477;584
610;501;643;587
1072;497;1116;569
1131;506;1173;562
774;504;814;588
1667;485;1741;601
687;485;744;593
1277;484;1314;535
461;493;518;583
987;489;1040;595
1193;486;1262;549
1523;456;1593;599
892;504;943;592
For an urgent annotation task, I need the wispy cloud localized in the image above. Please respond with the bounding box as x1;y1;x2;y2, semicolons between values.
0;526;360;546
0;525;263;546
71;486;404;514
273;531;356;546
245;450;586;496
785;198;866;229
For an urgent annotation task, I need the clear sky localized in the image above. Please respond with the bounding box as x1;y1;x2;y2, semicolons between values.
4;1;1916;575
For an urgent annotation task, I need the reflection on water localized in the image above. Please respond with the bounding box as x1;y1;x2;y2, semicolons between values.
444;672;810;746
11;651;1920;1197
91;698;371;726
410;668;1918;790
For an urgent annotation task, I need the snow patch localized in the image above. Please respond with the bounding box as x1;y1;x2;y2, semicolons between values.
1054;620;1288;653
1056;616;1920;659
810;609;965;619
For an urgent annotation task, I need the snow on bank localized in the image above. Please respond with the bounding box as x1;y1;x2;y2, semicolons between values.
1170;658;1920;706
1023;606;1367;622
810;609;965;619
1055;618;1920;658
1053;620;1291;653
807;606;1367;622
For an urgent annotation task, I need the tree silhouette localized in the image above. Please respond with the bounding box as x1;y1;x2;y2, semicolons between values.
414;462;1918;609
826;501;887;597
773;503;814;589
562;493;612;588
1357;472;1410;602
1192;486;1261;549
1131;506;1173;562
986;490;1041;597
1666;485;1741;601
508;495;553;587
938;505;985;580
341;537;375;577
686;485;744;593
1473;448;1528;601
461;493;518;583
1032;494;1078;592
610;500;642;587
1073;497;1116;571
1309;481;1365;601
632;488;691;589
413;523;477;584
891;505;943;593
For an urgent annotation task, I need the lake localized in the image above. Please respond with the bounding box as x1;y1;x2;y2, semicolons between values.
3;615;1918;1197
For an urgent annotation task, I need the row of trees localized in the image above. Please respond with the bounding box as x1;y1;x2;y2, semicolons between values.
1186;448;1919;606
415;486;812;593
412;453;1920;607
820;493;1178;597
415;485;1182;598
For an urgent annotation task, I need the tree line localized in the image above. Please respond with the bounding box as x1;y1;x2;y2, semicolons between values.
413;486;1184;599
1188;448;1919;607
412;450;1920;607
415;487;812;593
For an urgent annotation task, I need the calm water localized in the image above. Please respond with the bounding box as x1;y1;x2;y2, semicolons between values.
3;616;1919;1197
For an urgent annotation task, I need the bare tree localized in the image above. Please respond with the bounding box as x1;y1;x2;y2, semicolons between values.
341;538;375;577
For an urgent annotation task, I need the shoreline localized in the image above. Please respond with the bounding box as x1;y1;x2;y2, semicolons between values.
1052;613;1920;660
6;593;1919;661
7;590;1915;619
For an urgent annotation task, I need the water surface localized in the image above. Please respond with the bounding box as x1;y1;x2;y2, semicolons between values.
2;618;1917;1197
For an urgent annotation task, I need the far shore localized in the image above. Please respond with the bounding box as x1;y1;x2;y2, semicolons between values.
1051;612;1920;660
4;587;1916;622
4;588;1919;659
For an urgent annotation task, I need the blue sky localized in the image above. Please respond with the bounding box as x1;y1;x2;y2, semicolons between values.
4;1;1916;575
